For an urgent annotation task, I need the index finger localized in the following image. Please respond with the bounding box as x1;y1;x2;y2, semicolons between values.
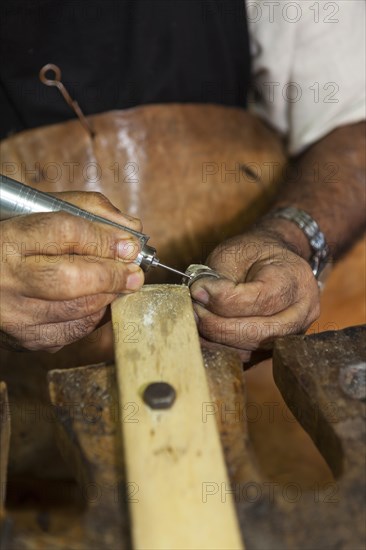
5;210;141;261
54;191;143;233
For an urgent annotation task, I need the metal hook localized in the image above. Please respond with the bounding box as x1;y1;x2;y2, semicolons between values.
39;63;95;139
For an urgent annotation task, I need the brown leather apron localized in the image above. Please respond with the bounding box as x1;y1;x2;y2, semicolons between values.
0;104;286;476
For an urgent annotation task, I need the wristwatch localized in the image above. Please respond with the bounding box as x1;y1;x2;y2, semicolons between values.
268;207;330;281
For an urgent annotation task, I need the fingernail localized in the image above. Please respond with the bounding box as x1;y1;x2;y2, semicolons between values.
116;240;139;260
126;270;144;291
193;310;199;323
191;288;209;305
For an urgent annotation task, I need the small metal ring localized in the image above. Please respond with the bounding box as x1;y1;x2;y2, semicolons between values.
183;264;221;288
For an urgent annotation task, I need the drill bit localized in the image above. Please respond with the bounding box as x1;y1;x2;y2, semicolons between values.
156;262;190;279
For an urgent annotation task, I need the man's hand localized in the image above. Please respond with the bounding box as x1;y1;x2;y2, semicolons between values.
0;191;144;352
191;121;366;363
190;229;320;362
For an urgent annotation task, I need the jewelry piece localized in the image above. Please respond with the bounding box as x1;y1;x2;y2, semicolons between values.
183;264;221;288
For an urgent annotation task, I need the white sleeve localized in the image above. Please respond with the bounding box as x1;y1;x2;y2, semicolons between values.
247;0;366;155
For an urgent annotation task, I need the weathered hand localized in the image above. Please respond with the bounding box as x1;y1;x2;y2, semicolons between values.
0;191;144;352
190;229;320;362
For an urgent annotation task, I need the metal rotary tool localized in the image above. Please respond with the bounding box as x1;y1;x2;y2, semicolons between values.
0;174;187;278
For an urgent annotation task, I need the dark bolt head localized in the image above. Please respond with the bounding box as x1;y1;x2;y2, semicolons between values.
143;382;176;410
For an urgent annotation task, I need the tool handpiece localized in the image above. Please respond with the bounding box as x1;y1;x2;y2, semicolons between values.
0;174;186;277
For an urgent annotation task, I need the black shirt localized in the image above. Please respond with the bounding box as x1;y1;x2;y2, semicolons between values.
0;0;251;139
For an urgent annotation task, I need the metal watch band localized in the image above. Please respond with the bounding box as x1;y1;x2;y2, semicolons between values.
268;207;330;279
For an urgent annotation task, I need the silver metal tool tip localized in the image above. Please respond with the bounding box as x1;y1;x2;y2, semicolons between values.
157;262;190;278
